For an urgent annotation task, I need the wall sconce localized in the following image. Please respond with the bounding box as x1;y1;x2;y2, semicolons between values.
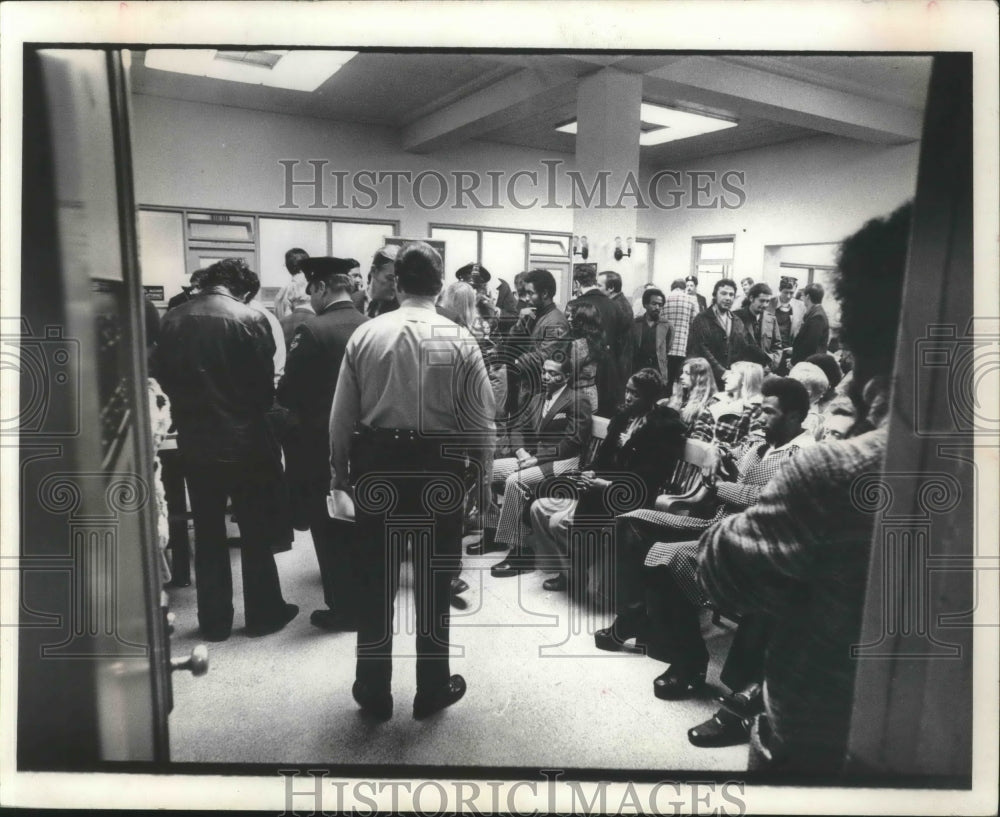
572;235;589;260
614;236;633;261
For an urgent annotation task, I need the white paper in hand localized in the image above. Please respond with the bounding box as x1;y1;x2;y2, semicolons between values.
327;489;355;522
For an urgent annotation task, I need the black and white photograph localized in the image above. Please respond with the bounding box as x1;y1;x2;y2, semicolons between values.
1;1;997;813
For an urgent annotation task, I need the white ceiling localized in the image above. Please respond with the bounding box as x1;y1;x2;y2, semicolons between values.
129;51;933;165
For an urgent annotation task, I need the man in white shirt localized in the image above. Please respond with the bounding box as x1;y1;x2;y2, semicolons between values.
273;247;310;321
330;241;495;721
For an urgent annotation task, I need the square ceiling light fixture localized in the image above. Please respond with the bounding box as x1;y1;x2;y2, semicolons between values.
556;102;737;145
143;49;358;92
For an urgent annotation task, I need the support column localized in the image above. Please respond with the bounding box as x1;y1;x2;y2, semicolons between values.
573;69;642;297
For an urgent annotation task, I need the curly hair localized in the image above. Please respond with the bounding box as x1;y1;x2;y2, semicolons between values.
626;367;665;407
834;202;911;380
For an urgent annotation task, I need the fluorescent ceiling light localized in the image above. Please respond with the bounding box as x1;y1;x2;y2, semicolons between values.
144;49;358;92
554;102;737;146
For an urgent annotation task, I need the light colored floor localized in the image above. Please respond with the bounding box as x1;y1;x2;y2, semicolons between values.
167;529;747;771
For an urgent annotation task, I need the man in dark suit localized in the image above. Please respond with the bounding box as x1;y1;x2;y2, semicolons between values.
598;270;634;328
790;283;830;365
567;266;625;415
687;278;767;389
625;288;672;384
351;245;400;317
475;355;592;577
277;257;368;632
734;282;783;372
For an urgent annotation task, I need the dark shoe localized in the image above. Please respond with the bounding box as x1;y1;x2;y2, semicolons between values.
200;627;231;643
594;615;644;653
490;548;534;578
352;680;393;721
717;682;764;722
688;709;751;748
466;528;505;555
246;603;299;637
164;577;191;589
653;663;706;700
542;574;567;592
450;593;469;610
413;674;466;719
309;608;359;632
451;577;469;595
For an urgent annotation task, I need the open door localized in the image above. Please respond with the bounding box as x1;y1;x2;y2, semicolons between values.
15;48;191;768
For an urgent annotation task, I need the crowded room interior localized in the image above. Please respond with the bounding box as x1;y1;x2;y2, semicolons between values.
9;20;988;805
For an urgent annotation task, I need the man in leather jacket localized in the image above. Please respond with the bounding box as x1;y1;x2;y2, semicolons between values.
155;258;298;642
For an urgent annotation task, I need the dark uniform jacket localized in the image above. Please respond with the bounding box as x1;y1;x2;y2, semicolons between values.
154;290;275;464
277;300;368;479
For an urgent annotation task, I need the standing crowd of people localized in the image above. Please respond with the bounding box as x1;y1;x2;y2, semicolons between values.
147;200;910;774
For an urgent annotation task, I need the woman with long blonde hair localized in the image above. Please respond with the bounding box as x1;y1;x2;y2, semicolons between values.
690;360;764;448
673;357;715;431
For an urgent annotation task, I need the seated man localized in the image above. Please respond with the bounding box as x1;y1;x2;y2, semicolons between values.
470;355;591;578
528;368;686;592
596;377;815;678
697;203;909;774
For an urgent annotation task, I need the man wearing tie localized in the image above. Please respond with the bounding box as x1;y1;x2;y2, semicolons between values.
479;355;592;577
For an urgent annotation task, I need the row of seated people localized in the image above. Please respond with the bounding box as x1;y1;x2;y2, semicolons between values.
470;344;858;753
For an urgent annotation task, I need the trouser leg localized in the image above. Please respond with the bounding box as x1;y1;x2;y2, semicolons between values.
185;463;233;636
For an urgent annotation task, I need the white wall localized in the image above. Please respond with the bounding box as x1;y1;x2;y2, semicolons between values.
637;134;921;290
131;94;577;237
132;95;921;304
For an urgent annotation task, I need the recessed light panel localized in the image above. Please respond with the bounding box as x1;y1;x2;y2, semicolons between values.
144;49;358;92
554;101;736;146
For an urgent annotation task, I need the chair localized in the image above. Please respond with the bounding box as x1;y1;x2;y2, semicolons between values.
582;415;610;468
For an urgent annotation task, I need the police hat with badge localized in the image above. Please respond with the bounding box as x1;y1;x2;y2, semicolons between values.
300;256;359;289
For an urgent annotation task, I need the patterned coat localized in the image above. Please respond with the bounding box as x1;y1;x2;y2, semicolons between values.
697;426;889;770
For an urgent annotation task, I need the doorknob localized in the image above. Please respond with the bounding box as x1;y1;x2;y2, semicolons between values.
171;645;209;676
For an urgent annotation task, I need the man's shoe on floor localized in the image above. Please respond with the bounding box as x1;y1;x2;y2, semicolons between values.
352;681;393;721
451;577;469;595
466;528;505;556
653;663;707;700
687;708;750;748
246;603;299;637
310;608;359;632
200;626;231;643
413;675;466;719
542;573;567;591
490;548;535;578
594;615;644;653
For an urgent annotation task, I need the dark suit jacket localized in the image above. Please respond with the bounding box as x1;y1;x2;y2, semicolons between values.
791;304;830;365
625;317;672;383
277;300;368;478
734;307;783;370
510;386;592;465
351;290;399;317
687;308;762;388
567;289;626;415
